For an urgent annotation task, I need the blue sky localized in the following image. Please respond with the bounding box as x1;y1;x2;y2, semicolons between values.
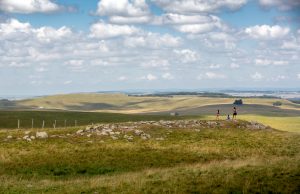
0;0;299;95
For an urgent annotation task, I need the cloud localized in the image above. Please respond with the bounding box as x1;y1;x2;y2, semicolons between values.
281;40;300;50
171;15;228;34
297;73;300;79
89;21;140;39
64;80;72;85
0;19;31;38
35;26;72;43
141;59;170;68
198;72;226;79
35;67;48;72
0;18;72;42
245;25;290;40
205;72;226;79
230;63;240;69
152;0;247;14
0;0;60;14
174;49;198;63
258;0;300;11
251;72;263;80
124;33;181;48
96;0;151;24
118;76;127;81
141;74;157;81
271;75;286;81
255;59;288;66
162;72;174;80
64;60;86;72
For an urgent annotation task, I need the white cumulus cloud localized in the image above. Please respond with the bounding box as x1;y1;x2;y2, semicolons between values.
90;21;140;39
255;59;288;66
96;0;151;24
152;0;247;14
0;0;60;13
141;74;157;81
174;49;198;63
245;25;290;40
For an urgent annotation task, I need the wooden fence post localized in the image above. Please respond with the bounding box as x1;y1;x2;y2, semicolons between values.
31;119;34;129
42;120;45;129
17;119;20;129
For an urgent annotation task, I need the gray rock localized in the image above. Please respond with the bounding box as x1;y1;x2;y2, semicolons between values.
24;131;31;135
36;131;48;139
134;130;143;136
7;135;13;139
76;129;84;134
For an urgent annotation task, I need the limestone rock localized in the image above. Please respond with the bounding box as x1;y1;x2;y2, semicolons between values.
36;131;48;139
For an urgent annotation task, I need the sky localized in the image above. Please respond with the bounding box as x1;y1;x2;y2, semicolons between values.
0;0;300;95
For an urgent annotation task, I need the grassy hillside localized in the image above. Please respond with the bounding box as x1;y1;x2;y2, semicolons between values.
0;111;194;129
13;93;300;113
0;120;299;193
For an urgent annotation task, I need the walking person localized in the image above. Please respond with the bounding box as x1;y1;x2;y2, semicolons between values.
233;107;237;120
216;109;220;120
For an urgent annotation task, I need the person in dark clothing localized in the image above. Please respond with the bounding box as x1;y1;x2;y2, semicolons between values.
227;114;230;120
233;107;237;120
216;109;220;120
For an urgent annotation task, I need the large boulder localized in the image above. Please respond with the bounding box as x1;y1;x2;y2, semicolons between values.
36;132;48;139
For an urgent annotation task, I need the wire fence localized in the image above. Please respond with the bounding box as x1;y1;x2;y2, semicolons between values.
15;119;80;129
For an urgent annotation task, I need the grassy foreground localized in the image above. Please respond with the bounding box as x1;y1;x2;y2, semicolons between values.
0;120;299;193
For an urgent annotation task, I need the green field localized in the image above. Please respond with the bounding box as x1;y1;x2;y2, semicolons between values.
0;111;194;129
1;120;299;193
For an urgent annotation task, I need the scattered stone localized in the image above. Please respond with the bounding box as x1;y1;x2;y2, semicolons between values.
134;130;143;136
111;136;118;140
155;137;165;141
7;135;13;139
141;133;151;140
23;135;31;142
24;131;31;135
36;132;48;139
87;134;92;138
30;136;36;140
76;129;84;134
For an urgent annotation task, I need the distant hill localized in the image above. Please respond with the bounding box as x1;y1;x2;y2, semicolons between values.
0;93;298;116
